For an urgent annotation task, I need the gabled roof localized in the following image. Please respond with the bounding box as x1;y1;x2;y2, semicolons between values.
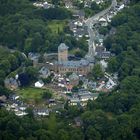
35;80;44;87
69;73;79;80
99;17;107;22
39;67;50;75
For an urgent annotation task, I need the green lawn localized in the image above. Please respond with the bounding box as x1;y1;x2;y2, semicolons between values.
16;87;47;103
47;20;67;34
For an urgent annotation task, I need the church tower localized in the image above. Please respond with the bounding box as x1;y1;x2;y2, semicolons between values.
58;43;68;62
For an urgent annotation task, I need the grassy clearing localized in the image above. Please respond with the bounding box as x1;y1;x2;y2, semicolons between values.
47;20;67;34
16;87;47;101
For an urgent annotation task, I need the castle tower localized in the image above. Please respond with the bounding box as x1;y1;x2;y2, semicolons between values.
58;43;69;62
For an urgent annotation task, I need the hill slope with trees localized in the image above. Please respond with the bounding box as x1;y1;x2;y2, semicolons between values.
0;0;79;53
0;0;140;140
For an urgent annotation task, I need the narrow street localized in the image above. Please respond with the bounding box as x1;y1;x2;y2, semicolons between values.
85;0;117;59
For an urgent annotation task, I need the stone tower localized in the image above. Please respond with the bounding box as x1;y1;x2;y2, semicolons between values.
58;43;69;62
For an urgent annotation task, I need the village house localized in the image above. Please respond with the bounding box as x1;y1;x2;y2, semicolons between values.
69;73;79;86
4;77;20;90
69;97;80;106
65;84;73;93
99;17;108;27
95;0;104;5
48;99;56;107
68;90;99;106
98;51;111;59
34;80;44;88
73;10;85;20
39;66;50;78
15;111;28;117
69;21;77;32
33;1;54;9
6;96;28;117
64;0;73;8
28;52;40;61
100;60;108;71
28;52;40;67
34;108;49;116
84;0;92;8
10;94;20;101
89;81;97;90
74;27;89;39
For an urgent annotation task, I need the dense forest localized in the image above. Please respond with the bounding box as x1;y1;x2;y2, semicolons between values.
1;0;140;140
0;0;87;53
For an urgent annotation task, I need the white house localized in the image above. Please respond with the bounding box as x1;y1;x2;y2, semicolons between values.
99;17;108;26
15;111;28;117
69;98;80;106
36;109;49;116
35;80;44;88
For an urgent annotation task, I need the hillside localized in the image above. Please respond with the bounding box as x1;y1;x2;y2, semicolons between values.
0;0;140;140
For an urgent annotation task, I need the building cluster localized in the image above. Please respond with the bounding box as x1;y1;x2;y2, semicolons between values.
69;10;89;39
4;95;28;117
68;89;99;106
63;0;105;9
33;108;49;117
1;94;51;117
84;0;105;8
96;3;125;26
27;40;117;93
68;0;126;60
1;0;128;119
68;11;112;60
4;76;20;90
52;72;79;92
33;98;63;116
82;72;118;92
33;1;54;9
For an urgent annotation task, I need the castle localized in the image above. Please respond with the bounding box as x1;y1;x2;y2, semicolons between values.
54;43;94;75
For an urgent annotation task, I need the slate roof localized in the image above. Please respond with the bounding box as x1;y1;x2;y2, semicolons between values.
58;43;69;51
28;52;40;61
69;97;80;103
58;59;89;68
69;73;79;80
74;27;88;37
97;51;111;58
73;10;85;18
39;67;50;75
34;108;49;116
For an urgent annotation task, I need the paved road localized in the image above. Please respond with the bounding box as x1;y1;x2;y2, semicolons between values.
85;0;117;58
45;1;118;60
85;0;117;27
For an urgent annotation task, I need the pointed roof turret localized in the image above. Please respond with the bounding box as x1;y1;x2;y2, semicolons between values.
58;43;69;51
